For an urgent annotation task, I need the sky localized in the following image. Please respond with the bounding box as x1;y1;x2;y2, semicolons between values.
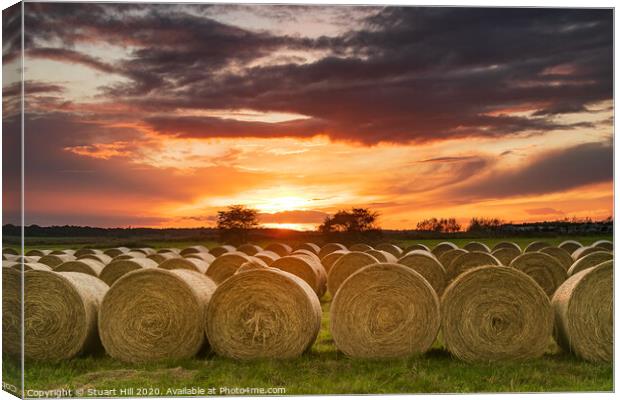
2;4;614;230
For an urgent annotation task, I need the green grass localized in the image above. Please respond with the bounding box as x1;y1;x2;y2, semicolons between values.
3;235;613;396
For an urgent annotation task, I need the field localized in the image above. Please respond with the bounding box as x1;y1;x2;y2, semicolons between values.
2;235;613;396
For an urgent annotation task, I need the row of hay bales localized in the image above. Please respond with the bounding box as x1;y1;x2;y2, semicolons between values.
2;239;612;364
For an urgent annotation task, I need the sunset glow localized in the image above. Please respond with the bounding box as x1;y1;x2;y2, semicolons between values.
2;5;612;230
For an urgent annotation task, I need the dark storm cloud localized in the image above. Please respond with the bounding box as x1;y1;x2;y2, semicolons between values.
452;141;613;199
21;5;613;144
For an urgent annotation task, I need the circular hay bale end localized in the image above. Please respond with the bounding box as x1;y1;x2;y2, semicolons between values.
16;256;41;263
78;253;112;265
591;240;613;251
271;255;326;297
365;249;397;263
331;263;439;358
558;240;583;254
491;247;521;266
442;266;552;362
572;246;607;261
50;249;75;256
254;250;279;266
74;248;102;257
236;260;270;274
206;268;321;359
463;242;491;253
296;243;321;254
237;244;263;256
129;248;156;256
26;249;51;257
403;244;431;254
438;249;468;271
431;242;458;258
157;248;181;254
539;247;574;271
509;253;567;296
100;258;158;286
185;252;216;263
349;243;373;252
178;246;209;256
3;248;19;256
39;254;76;268
99;269;215;363
147;253;177;264
552;261;612;362
327;252;379;295
20;263;53;271
375;243;403;257
397;252;447;295
205;252;253;284
210;245;236;257
492;241;522;252
264;243;293;257
159;258;209;274
320;250;348;274
524;241;552;253
112;251;147;261
291;249;321;264
55;260;104;277
568;252;613;276
103;247;129;258
447;251;500;281
3;268;22;358
24;271;109;361
319;243;348;259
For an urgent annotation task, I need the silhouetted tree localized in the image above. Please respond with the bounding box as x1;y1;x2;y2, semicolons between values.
467;217;503;233
318;208;381;242
416;217;461;233
216;205;260;244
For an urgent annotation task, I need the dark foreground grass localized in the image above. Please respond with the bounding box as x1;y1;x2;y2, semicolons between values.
3;236;613;396
3;300;613;396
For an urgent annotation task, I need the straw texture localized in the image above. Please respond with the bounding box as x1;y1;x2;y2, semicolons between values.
318;243;348;259
524;241;551;253
491;247;521;266
271;255;327;297
205;252;253;284
431;242;459;258
398;251;447;295
446;251;500;281
463;242;491;253
509;253;567;296
159;257;210;274
55;259;105;277
365;249;397;263
264;243;293;257
327;252;380;295
539;247;574;271
100;258;158;286
558;240;583;254
567;251;613;276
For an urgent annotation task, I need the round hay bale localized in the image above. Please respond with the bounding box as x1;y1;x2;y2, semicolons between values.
50;249;75;256
74;248;102;257
2;267;21;358
205;252;253;284
26;249;51;257
157;248;181;254
552;261;612;362
103;247;129;257
99;258;158;286
206;268;321;359
438;248;468;270
572;246;605;261
463;242;491;253
591;240;613;251
16;256;41;263
3;254;18;261
492;241;522;252
130;248;156;256
491;247;521;266
271;255;327;297
349;243;373;252
99;268;215;363
210;245;236;257
509;253;567;296
539;247;574;271
397;251;447;295
112;251;146;261
24;271;108;361
365;249;397;263
39;254;76;268
147;252;177;264
375;243;403;257
291;249;322;265
297;243;321;254
331;263;439;358
327;252;380;295
524;241;552;253
318;243;348;259
236;260;270;274
54;260;104;276
77;253;112;265
237;244;263;256
431;242;458;258
179;245;209;256
403;244;431;254
3;248;19;256
320;250;348;274
20;263;53;271
567;251;613;276
159;257;209;274
442;266;552;362
254;250;279;266
558;240;583;254
185;252;215;263
264;243;293;257
447;251;500;280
